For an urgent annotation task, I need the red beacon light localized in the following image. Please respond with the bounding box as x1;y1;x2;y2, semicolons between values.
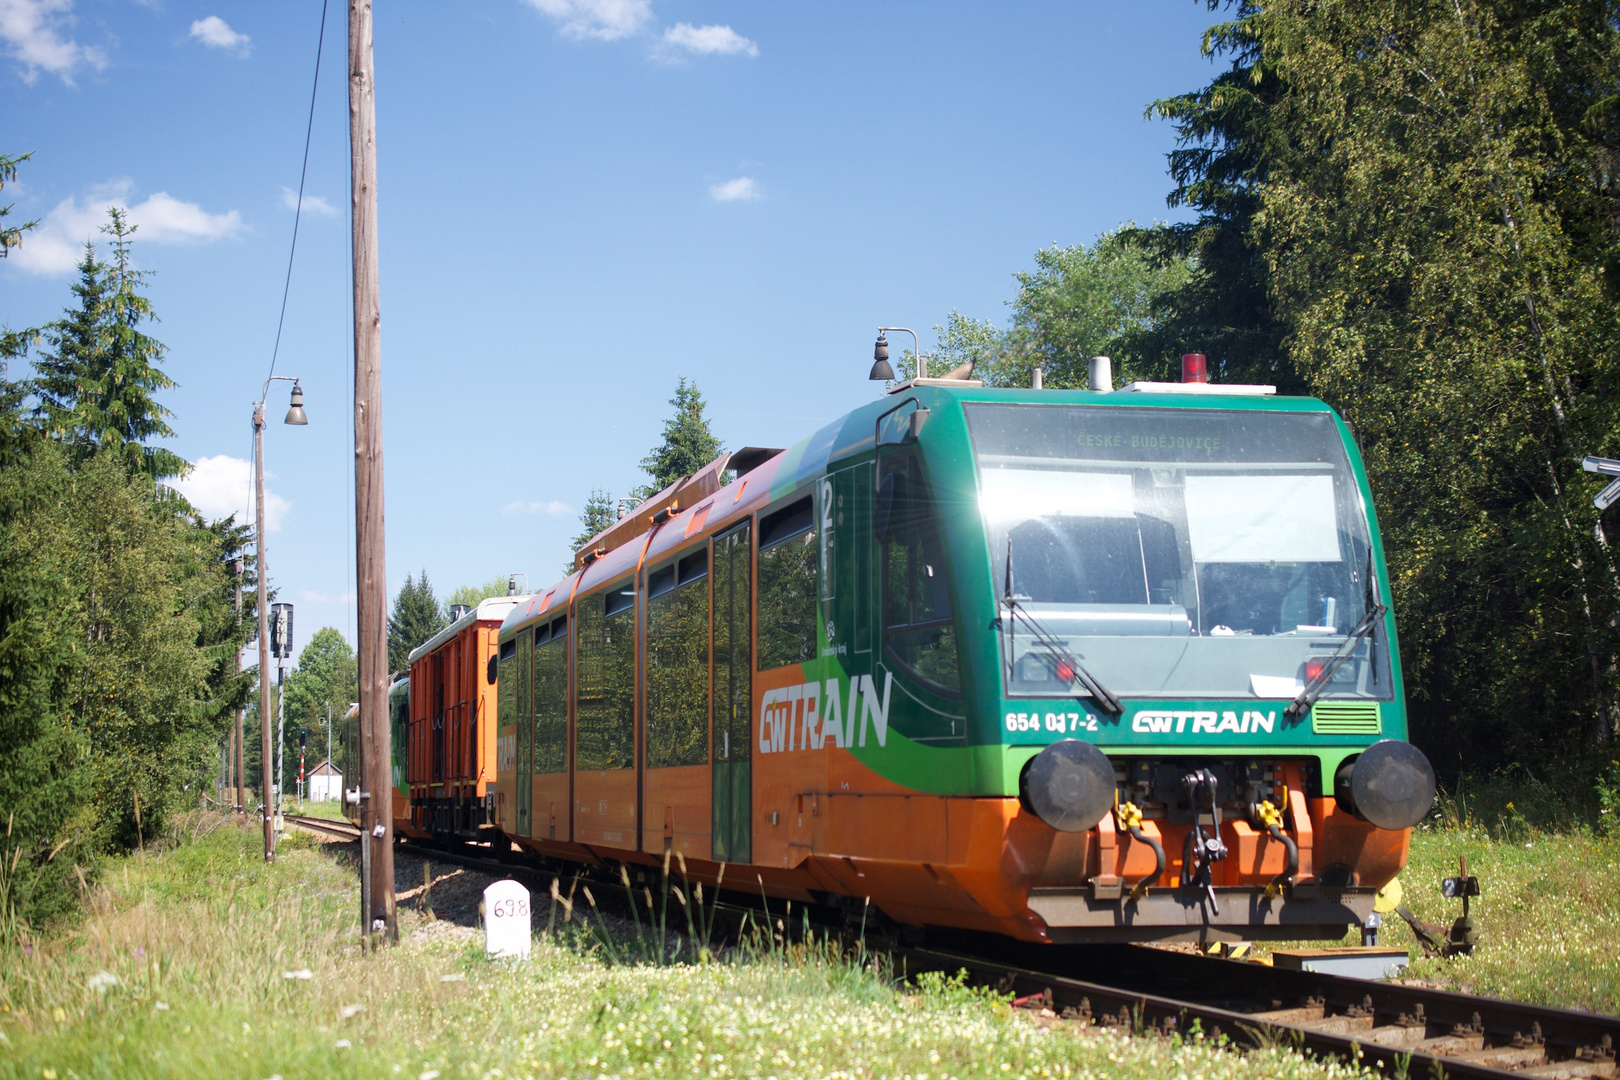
1305;658;1328;683
1119;351;1275;395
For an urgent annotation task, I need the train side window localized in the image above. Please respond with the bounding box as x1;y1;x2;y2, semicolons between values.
757;494;818;671
877;452;961;693
646;549;709;768
575;581;635;771
647;563;676;600
533;617;567;774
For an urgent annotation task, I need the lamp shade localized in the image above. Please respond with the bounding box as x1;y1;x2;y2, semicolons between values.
869;333;895;380
284;381;308;425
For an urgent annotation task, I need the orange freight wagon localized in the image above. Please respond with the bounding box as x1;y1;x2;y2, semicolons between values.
407;595;526;838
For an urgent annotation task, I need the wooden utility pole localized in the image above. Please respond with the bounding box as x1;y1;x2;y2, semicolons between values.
234;556;247;813
349;0;395;943
254;406;275;861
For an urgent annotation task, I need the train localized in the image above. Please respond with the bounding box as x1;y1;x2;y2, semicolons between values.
347;354;1436;945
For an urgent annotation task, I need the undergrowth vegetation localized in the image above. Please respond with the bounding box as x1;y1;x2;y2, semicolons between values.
0;815;1376;1080
1391;817;1620;1013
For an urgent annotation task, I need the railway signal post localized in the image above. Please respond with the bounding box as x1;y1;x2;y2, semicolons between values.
349;0;396;945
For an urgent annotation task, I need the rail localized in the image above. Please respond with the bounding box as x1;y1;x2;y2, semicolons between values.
902;942;1619;1080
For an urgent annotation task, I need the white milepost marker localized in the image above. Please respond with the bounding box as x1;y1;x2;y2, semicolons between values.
483;880;531;959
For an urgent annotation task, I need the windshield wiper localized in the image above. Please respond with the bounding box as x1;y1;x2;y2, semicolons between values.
1003;539;1123;715
1284;600;1387;719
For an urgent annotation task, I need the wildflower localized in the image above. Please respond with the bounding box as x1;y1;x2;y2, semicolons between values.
340;1004;366;1019
439;974;465;983
420;1071;441;1080
335;1039;352;1050
282;969;313;981
154;1002;169;1012
86;971;119;994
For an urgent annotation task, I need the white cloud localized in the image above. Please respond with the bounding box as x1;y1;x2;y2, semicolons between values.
523;0;650;41
661;23;756;57
503;499;572;517
189;15;250;56
170;455;290;532
709;176;760;202
0;0;108;85
9;179;245;275
279;186;337;217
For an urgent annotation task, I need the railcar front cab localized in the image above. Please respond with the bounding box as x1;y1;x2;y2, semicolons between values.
931;387;1435;942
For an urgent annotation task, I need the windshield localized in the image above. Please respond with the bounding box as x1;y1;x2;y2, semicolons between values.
965;403;1390;700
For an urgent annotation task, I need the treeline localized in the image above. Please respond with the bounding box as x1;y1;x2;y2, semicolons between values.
0;174;250;933
945;1;1620;778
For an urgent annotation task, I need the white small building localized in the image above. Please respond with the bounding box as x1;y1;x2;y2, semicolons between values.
308;760;343;802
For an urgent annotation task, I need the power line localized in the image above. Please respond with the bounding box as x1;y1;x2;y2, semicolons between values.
245;0;331;674
263;0;331;389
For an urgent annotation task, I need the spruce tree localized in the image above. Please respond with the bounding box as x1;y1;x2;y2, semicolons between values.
31;244;108;446
568;488;618;571
31;209;186;482
388;570;445;672
635;378;722;500
0;151;36;259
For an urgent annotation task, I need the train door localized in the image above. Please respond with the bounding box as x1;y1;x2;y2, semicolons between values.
711;521;752;863
432;653;445;786
516;626;533;836
532;615;570;842
873;444;970;757
495;638;518;833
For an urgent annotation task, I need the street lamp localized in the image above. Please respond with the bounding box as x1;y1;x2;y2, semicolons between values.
870;326;927;382
253;375;307;863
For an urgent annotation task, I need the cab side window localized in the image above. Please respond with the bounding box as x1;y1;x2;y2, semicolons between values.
876;453;961;693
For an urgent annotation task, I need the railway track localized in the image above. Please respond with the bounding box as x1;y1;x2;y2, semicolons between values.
283;813;363;841
282;819;1617;1079
903;940;1619;1080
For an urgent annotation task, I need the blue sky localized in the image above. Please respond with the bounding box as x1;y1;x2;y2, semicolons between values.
2;0;1222;653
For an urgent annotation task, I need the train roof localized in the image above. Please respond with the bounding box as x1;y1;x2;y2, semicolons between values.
408;594;529;666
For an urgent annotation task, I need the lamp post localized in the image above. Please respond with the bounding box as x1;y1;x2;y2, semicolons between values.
254;375;307;863
871;326;928;382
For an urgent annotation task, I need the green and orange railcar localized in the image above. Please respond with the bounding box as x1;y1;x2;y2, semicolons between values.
416;364;1434;944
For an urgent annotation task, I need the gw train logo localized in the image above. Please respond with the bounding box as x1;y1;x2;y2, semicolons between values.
1131;709;1277;735
759;673;894;754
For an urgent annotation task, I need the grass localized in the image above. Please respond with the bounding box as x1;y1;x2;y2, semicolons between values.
1388;825;1620;1013
0;815;1376;1080
284;797;350;823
